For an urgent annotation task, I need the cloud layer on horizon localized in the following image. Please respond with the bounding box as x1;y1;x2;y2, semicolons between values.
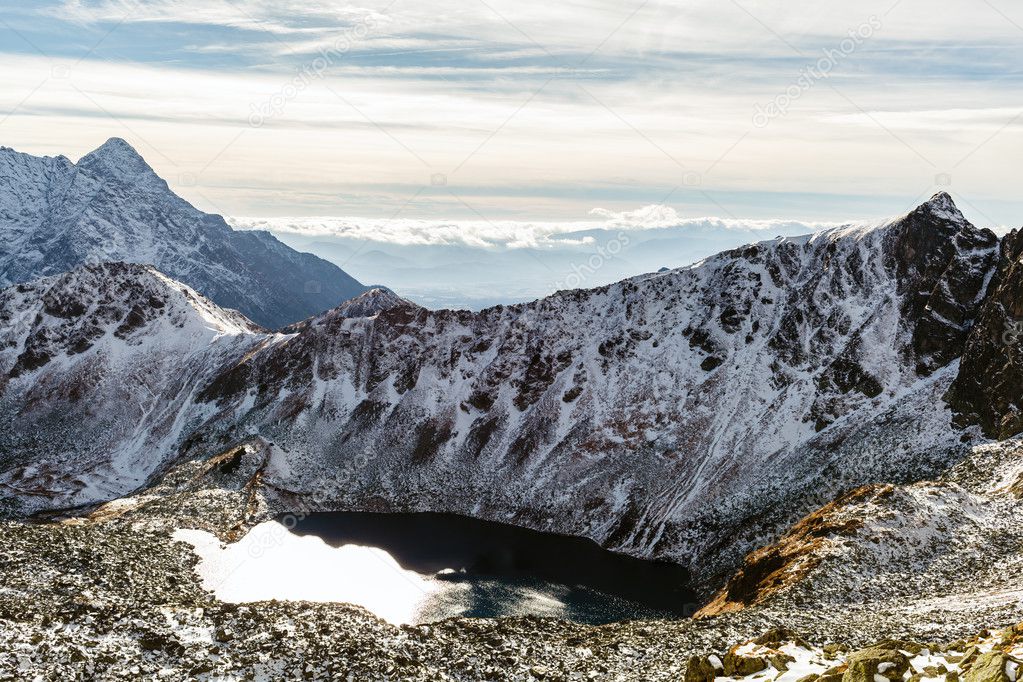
229;206;835;250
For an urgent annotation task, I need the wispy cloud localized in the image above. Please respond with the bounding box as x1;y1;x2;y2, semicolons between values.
53;0;387;35
1;1;1021;225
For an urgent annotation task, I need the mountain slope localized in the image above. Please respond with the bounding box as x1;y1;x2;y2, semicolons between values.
696;434;1023;638
0;194;1008;594
0;139;367;328
0;263;273;510
184;193;999;585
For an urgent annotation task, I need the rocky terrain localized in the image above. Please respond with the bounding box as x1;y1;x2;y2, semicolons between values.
0;139;366;328
0;442;1019;681
0;262;273;511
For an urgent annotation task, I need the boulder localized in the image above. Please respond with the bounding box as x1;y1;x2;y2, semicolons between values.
958;647;982;670
820;665;847;682
825;644;851;660
685;656;718;682
844;648;909;682
962;652;1011;682
755;628;810;649
723;652;768;677
843;658;879;682
770;654;796;672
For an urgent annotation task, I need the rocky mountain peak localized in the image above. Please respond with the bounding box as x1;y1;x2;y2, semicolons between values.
76;137;160;184
0;141;368;329
0;262;262;382
882;191;1000;376
332;288;415;319
914;191;967;226
84;137;142;159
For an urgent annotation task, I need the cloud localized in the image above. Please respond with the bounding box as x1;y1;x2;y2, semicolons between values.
53;0;386;34
589;205;836;232
228;207;831;250
2;1;1022;226
46;0;1023;55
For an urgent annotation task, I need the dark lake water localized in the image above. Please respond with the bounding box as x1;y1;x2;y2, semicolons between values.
288;512;697;624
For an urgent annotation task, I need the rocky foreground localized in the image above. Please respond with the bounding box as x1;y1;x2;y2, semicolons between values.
1;450;1020;681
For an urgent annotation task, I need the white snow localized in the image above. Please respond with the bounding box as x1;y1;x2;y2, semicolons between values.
173;523;440;626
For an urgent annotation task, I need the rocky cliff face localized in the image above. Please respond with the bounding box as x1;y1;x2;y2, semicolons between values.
889;192;999;375
193;195;1000;580
0;139;366;328
947;229;1023;438
0;194;1009;591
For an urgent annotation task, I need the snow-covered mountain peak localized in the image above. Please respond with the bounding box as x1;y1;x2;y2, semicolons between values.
894;191;970;231
0;141;367;328
796;193;971;250
0;263;272;508
331;287;416;319
918;191;965;221
0;262;263;381
76;137;163;186
83;136;141;160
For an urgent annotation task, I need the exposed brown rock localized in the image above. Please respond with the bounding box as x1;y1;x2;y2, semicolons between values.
695;485;891;616
723;651;768;676
962;652;1012;682
846;647;909;681
685;656;718;682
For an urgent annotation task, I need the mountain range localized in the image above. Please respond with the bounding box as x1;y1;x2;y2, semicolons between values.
2;176;1020;607
0;138;366;329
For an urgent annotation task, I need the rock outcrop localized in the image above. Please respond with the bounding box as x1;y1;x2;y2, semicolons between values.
947;229;1023;439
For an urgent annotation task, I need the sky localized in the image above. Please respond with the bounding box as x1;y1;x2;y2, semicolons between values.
1;0;1022;230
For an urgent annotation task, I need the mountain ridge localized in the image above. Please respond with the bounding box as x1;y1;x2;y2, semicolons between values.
0;138;367;329
1;192;1013;598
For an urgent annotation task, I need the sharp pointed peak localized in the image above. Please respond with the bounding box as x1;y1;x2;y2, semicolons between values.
914;191;967;224
80;137;149;166
78;137;162;182
90;137;138;154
